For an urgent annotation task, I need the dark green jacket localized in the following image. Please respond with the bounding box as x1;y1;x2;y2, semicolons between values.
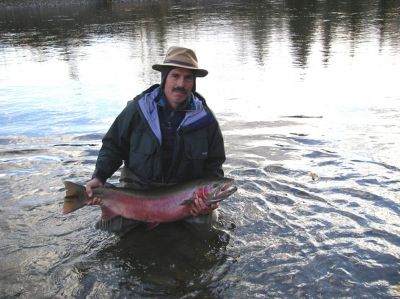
93;85;225;188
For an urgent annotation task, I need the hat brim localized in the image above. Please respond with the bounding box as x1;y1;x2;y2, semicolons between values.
152;63;208;77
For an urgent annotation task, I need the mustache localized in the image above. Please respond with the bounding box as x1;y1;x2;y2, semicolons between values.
172;87;188;93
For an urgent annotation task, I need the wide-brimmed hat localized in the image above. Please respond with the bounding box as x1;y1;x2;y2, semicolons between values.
152;46;208;77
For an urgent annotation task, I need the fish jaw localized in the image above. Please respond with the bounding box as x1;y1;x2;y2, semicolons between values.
206;186;237;205
205;179;237;205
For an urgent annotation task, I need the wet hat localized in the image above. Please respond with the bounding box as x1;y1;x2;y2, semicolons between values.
152;46;208;77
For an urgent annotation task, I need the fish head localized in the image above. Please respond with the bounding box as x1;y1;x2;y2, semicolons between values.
199;177;237;204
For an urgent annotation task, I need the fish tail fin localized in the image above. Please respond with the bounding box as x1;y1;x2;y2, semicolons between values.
63;181;89;214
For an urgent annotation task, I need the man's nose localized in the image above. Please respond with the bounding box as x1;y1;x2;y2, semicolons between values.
176;76;185;86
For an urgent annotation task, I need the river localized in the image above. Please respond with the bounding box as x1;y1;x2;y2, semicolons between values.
1;0;400;298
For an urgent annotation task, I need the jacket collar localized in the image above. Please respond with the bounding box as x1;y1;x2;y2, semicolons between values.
138;86;209;144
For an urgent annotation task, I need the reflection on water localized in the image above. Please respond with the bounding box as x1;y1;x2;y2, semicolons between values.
1;0;400;298
1;0;400;69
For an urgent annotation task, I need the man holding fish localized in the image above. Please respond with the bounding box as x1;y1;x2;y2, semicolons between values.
77;46;231;233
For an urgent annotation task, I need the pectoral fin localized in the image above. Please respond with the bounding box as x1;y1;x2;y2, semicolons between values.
101;206;120;221
96;216;140;234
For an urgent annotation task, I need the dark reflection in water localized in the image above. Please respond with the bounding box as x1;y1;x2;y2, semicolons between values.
1;0;399;69
88;224;231;298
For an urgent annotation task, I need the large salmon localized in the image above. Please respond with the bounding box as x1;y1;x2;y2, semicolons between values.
63;177;237;225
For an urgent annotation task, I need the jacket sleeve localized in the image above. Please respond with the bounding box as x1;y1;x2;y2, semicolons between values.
205;119;226;178
92;103;136;183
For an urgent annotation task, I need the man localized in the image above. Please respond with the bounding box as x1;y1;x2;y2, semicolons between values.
85;46;226;233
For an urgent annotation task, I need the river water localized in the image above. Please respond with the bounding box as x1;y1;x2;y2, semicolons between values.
1;0;400;298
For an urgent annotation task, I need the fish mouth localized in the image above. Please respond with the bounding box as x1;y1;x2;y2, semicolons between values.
219;180;237;196
220;185;237;197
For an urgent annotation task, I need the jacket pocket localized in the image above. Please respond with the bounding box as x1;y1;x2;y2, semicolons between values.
184;130;208;160
128;132;157;179
179;131;208;179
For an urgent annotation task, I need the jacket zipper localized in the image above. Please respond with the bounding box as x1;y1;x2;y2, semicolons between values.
165;128;183;181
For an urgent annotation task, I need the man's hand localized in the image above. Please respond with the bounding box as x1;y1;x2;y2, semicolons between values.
85;177;104;197
190;192;219;216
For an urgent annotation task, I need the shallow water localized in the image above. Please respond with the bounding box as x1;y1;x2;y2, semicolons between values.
1;0;400;298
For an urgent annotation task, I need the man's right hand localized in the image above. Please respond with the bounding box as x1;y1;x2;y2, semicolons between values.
85;177;104;197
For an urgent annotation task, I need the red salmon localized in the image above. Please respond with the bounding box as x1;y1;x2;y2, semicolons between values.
63;177;237;225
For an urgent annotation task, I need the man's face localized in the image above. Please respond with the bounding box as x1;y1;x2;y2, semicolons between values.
164;67;194;109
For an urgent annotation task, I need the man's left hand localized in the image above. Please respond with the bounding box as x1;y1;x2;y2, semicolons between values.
190;192;219;216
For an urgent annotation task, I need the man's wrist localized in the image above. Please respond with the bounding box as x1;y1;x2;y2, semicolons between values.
91;170;107;185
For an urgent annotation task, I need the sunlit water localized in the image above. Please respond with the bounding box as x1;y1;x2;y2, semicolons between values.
1;0;400;298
